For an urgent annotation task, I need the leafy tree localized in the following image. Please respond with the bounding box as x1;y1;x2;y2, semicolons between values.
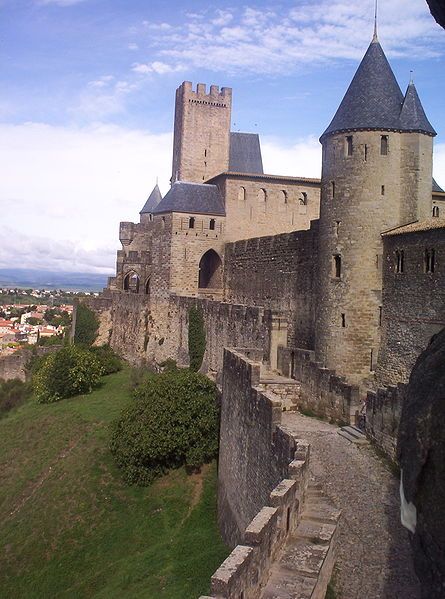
73;303;99;346
32;345;102;403
26;317;42;326
89;345;122;375
110;369;219;485
188;306;206;372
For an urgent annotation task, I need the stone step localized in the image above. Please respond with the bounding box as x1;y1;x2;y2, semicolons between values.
338;426;369;445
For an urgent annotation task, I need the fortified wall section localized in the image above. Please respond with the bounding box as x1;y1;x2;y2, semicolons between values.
365;384;406;462
277;347;361;424
0;346;60;382
376;224;445;386
218;349;300;547
224;222;319;348
82;293;272;379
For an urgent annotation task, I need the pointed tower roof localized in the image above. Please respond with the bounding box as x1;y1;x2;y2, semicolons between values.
399;82;436;136
140;184;162;214
321;38;405;139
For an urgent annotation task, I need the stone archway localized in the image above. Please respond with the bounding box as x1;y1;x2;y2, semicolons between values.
123;271;140;293
198;249;222;289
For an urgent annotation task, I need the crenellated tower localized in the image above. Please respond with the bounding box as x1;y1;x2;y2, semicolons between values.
314;33;436;385
171;82;232;184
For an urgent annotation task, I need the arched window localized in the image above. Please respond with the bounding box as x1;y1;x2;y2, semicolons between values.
346;135;353;156
198;249;222;289
161;216;166;229
333;255;342;278
432;206;439;217
209;218;216;230
258;188;267;201
238;186;246;201
300;192;308;205
381;135;389;156
189;217;195;229
123;271;140;293
281;190;288;203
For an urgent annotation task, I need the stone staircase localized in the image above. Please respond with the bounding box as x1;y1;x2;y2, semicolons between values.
337;425;369;445
260;483;340;599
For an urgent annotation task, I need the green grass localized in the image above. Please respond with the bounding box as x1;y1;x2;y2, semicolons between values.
0;368;229;599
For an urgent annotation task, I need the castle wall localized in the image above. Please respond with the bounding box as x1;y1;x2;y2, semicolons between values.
315;130;427;386
218;349;302;547
400;133;433;223
171;82;232;183
210;173;320;243
376;226;445;386
224;222;319;348
365;384;406;462
0;346;60;382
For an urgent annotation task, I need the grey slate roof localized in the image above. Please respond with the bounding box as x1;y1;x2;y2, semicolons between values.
229;132;263;174
153;181;225;216
140;184;162;214
322;39;436;139
433;178;444;193
399;83;436;135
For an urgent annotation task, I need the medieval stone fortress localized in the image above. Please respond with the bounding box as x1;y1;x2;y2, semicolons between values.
87;27;444;599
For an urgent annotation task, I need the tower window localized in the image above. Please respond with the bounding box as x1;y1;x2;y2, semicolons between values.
209;218;215;230
331;181;335;198
333;254;342;278
188;217;195;229
238;186;246;201
341;313;346;328
424;248;435;274
300;192;308;205
258;188;267;201
346;135;353;156
364;144;368;162
432;206;439;217
395;250;404;273
204;149;207;157
381;185;385;196
281;190;288;203
380;135;389;156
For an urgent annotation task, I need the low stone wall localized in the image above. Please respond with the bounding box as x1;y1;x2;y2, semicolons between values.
277;346;361;424
218;348;301;547
365;384;406;462
0;346;60;382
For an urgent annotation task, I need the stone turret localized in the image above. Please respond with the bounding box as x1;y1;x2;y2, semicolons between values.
171;81;232;184
315;33;436;385
139;183;162;224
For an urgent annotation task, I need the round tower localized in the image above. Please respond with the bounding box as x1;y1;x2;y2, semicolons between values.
315;35;436;385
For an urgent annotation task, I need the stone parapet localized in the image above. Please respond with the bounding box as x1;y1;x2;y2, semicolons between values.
365;383;406;462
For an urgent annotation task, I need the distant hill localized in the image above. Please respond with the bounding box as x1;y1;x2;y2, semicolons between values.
0;268;109;292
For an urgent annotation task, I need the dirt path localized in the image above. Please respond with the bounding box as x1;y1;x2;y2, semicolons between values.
281;412;421;599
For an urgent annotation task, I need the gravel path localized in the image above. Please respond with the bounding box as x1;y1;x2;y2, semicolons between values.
281;412;421;599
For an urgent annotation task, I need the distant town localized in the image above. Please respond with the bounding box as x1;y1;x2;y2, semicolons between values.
0;287;99;356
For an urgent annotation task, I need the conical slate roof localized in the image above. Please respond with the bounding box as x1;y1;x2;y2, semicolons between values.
321;38;436;139
153;181;225;216
140;184;162;214
399;83;436;135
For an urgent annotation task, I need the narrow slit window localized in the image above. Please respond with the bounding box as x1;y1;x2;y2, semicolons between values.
433;206;439;217
331;181;335;198
209;218;215;230
333;254;342;278
364;144;368;162
381;185;385;196
341;313;346;328
188;217;195;229
425;248;435;274
395;250;404;273
379;306;382;326
380;135;389;156
346;135;353;156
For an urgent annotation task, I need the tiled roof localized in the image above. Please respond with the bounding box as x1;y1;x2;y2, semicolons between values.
321;39;436;139
382;218;445;236
140;184;163;214
153;181;226;216
433;178;444;193
229;132;263;174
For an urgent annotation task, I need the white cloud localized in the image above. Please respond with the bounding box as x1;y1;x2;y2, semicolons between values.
132;61;186;75
128;43;139;51
136;0;443;76
434;143;445;190
262;136;322;178
0;123;172;272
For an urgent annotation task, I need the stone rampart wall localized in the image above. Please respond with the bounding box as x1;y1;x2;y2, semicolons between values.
365;384;406;462
277;346;361;424
218;349;304;547
224;222;319;348
0;346;61;382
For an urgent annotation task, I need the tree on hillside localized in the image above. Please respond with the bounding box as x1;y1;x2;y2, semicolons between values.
73;303;99;346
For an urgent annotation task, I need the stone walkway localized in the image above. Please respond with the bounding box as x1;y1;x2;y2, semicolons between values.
281;412;421;599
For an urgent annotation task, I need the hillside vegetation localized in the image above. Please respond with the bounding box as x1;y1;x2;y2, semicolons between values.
0;368;228;599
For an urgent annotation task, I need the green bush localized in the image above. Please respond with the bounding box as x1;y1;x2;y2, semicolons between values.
110;369;219;485
32;345;103;403
89;344;122;375
73;303;99;347
0;378;31;417
188;306;206;372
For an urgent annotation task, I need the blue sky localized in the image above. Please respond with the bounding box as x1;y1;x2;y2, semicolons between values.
1;0;444;273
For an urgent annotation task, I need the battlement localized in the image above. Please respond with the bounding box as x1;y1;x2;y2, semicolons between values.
179;81;232;105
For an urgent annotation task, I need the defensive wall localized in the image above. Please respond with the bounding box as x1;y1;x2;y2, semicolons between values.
224;222;318;348
365;384;406;462
201;348;339;599
0;346;61;382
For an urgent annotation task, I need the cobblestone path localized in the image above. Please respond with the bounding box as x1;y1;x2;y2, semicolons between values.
281;412;421;599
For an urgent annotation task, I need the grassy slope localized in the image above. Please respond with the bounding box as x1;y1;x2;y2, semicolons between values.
0;369;228;599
